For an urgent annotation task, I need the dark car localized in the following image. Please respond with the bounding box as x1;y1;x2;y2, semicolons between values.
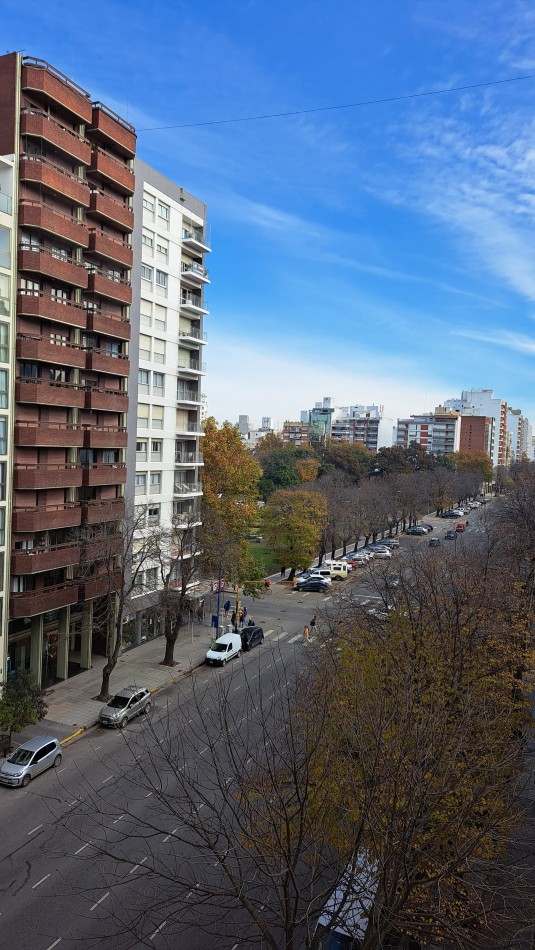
444;530;456;540
295;578;330;592
240;625;264;651
441;511;458;518
428;537;440;547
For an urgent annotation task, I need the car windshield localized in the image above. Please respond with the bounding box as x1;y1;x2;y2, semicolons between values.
107;695;130;709
212;642;229;653
8;748;33;765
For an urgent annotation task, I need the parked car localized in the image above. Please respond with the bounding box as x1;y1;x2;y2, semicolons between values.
381;538;400;548
372;549;392;559
428;537;440;548
406;526;428;535
240;625;264;651
0;736;62;788
297;570;332;587
456;522;466;532
99;686;152;728
205;632;242;666
441;511;458;519
420;523;433;532
295;578;330;592
444;530;457;540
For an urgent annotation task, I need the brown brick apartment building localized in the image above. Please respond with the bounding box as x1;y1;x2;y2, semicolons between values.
0;53;135;686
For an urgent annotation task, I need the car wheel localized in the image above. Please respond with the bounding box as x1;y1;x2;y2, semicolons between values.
261;635;264;644
222;658;227;666
21;774;31;788
119;716;129;729
143;702;152;715
53;754;62;768
238;649;242;657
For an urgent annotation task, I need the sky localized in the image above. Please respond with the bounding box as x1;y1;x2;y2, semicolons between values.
4;0;535;427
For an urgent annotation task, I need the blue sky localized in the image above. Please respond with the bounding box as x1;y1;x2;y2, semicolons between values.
5;0;535;427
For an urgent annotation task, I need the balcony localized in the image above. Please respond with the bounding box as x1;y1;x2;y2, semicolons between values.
87;229;133;268
12;503;82;532
180;292;209;314
179;327;207;347
89;147;135;195
84;387;128;412
181;261;210;285
86;308;131;341
89;103;136;158
175;420;203;436
79;574;113;600
175;451;204;465
83;426;128;448
177;387;202;404
20;156;90;207
17;334;86;368
87;270;132;304
174;482;202;496
12;543;81;575
85;349;130;376
10;582;80;619
21;59;92;122
81;534;122;562
88;190;134;231
14;422;85;448
16;377;86;409
18;246;89;287
82;498;125;525
82;463;127;487
19;200;89;247
13;464;83;490
0;193;12;214
20;110;91;164
182;228;211;254
17;291;88;329
177;358;206;375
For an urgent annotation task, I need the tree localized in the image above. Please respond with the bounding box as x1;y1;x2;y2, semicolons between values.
262;488;328;579
319;439;372;481
0;672;49;747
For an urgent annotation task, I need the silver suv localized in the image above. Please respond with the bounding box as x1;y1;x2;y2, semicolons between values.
0;736;62;788
98;686;152;729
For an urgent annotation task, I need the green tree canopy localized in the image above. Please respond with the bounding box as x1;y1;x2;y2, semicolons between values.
262;488;327;577
0;672;49;745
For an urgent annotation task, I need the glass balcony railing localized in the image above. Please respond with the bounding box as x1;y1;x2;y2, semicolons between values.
0;193;13;214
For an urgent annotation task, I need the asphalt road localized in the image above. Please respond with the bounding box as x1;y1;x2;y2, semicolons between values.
0;503;495;950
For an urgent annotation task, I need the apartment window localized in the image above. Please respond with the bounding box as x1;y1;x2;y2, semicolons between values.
104;340;120;358
152;372;164;396
50;332;67;347
0;508;4;545
154;304;166;330
0;462;6;501
155;270;167;289
0;418;6;454
20;362;37;378
0;370;8;409
137;403;149;428
153;338;165;364
0;275;9;318
156;239;168;262
139;334;151;361
143;195;155;213
135;473;147;495
51;287;70;303
152;405;164;430
20;277;40;297
20;231;40;250
157;201;170;222
49;367;66;383
141;230;154;251
107;267;122;283
51;245;69;261
145;567;158;590
147;504;160;525
138;369;150;394
151;439;162;461
136;440;147;461
0;226;10;270
0;324;8;363
141;265;153;282
140;298;151;327
150;472;161;493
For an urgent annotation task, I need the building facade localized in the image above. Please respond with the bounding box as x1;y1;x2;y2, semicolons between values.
330;405;394;452
506;408;531;464
396;408;461;455
444;389;507;468
126;161;208;643
0;53;135;686
282;421;309;446
459;415;492;458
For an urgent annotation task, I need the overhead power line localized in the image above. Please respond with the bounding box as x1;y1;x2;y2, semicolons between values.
138;73;535;132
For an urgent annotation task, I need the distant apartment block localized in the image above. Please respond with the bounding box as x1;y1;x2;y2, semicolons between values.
506;408;531;464
282;421;309;446
0;53;135;686
238;414;274;449
126;161;208;643
459;415;492;457
299;397;393;451
396;408;461;455
444;389;507;468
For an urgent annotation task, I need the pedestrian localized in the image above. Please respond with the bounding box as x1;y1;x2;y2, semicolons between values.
223;600;231;618
303;624;309;643
310;616;317;636
247;618;255;627
280;566;286;578
231;611;236;629
238;609;244;628
243;606;248;621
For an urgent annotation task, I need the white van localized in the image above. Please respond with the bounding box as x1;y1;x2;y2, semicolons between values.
205;632;242;666
323;560;349;580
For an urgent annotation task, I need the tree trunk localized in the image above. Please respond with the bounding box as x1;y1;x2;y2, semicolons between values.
288;567;296;581
161;635;178;667
98;664;112;703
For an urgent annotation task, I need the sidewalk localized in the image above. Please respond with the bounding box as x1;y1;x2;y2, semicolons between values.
10;621;213;748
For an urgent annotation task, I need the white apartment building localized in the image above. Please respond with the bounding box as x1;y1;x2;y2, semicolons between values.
444;389;507;468
396;408;461;455
300;397;393;451
127;161;208;643
506;408;531;464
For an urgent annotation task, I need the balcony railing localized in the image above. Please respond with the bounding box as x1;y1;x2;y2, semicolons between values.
175;451;204;464
177;359;206;373
180;292;208;312
0;193;12;214
175;420;203;433
182;228;211;251
20;108;91;164
177;387;201;402
20;154;90;206
179;328;207;342
174;481;202;495
181;261;209;282
13;463;83;490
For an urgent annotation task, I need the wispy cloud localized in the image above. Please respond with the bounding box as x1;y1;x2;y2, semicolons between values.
456;328;535;354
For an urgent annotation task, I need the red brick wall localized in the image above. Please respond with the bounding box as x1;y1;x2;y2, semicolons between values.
0;52;18;154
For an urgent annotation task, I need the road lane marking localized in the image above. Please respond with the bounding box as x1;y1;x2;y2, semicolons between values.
288;635;301;643
199;747;208;755
268;694;274;701
275;657;283;663
92;745;101;751
129;856;148;875
233;685;241;691
150;920;167;941
322;596;332;601
90;891;110;911
113;815;124;824
32;873;50;890
28;824;43;835
252;673;258;679
102;775;114;784
74;842;91;855
145;792;153;798
263;630;275;636
45;941;62;950
163;827;179;843
57;767;67;774
265;664;272;670
273;631;288;640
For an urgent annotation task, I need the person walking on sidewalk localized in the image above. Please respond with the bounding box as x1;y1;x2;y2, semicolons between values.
310;616;317;636
303;624;310;643
231;611;237;630
280;566;287;578
223;600;231;618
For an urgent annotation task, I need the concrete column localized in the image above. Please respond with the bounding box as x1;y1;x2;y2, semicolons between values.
55;607;69;681
134;611;143;646
30;615;43;686
80;601;93;670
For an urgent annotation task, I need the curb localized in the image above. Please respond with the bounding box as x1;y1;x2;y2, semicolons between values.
60;727;86;746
